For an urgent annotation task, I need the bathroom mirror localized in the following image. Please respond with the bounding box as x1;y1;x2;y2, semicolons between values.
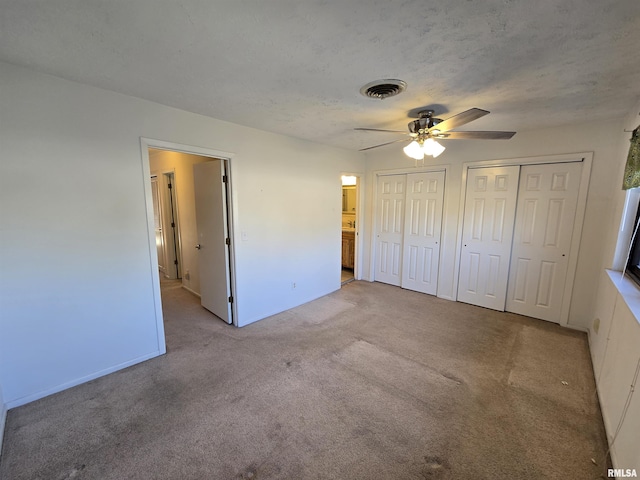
342;186;356;213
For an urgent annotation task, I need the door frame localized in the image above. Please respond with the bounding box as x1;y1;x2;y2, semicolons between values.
140;138;239;350
369;164;451;296
454;152;593;327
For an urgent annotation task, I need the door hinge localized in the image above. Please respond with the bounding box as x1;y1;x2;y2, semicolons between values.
171;222;175;228
168;182;172;189
225;237;231;245
222;175;228;183
174;260;178;265
228;296;233;303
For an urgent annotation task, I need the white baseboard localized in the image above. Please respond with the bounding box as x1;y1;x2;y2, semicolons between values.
564;323;589;333
592;366;620;470
181;285;201;297
5;350;162;409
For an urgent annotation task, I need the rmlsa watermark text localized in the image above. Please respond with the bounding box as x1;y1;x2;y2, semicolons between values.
609;469;638;478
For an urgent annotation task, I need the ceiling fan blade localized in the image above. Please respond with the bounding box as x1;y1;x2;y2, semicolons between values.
429;108;489;133
354;127;408;134
437;131;516;140
359;138;409;151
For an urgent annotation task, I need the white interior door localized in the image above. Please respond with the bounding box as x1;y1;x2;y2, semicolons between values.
193;160;232;324
458;166;520;310
375;175;406;286
401;171;445;295
151;177;167;274
160;173;180;279
506;162;582;322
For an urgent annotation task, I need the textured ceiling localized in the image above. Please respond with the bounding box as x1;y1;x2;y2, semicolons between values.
1;1;639;151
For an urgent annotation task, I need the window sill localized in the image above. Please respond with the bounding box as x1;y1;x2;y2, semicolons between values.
606;269;640;325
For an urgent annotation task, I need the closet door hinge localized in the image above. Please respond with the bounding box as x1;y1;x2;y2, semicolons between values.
225;237;231;245
222;175;228;183
228;296;233;303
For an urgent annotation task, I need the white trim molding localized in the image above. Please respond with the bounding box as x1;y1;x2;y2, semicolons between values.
5;351;160;409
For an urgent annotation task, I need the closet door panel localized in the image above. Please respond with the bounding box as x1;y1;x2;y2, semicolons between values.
506;162;582;322
375;176;406;286
401;171;445;295
457;166;520;310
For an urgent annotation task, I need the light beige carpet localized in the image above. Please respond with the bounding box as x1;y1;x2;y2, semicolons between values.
0;280;610;479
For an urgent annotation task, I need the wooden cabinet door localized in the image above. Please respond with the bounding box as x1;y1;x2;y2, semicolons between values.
342;232;355;269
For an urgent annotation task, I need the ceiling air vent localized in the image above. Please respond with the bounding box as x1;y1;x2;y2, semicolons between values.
360;79;407;99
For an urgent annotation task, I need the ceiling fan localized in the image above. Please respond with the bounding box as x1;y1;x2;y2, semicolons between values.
355;108;516;159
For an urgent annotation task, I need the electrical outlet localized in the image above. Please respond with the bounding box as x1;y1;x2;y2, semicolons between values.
184;270;190;280
292;282;296;289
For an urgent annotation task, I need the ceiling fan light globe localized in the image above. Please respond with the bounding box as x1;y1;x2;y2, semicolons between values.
422;138;445;157
403;141;424;160
421;137;436;155
432;141;445;157
432;145;445;158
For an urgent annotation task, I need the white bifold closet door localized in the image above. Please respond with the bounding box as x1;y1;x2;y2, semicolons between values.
457;166;520;310
505;162;581;322
458;162;582;323
375;171;445;295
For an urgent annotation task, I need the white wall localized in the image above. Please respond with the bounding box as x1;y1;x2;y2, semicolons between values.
0;62;364;408
363;119;623;330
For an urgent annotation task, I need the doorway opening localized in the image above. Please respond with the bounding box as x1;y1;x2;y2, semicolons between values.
341;175;358;285
142;139;237;352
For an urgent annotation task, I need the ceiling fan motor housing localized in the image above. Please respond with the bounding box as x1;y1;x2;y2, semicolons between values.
408;113;442;134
